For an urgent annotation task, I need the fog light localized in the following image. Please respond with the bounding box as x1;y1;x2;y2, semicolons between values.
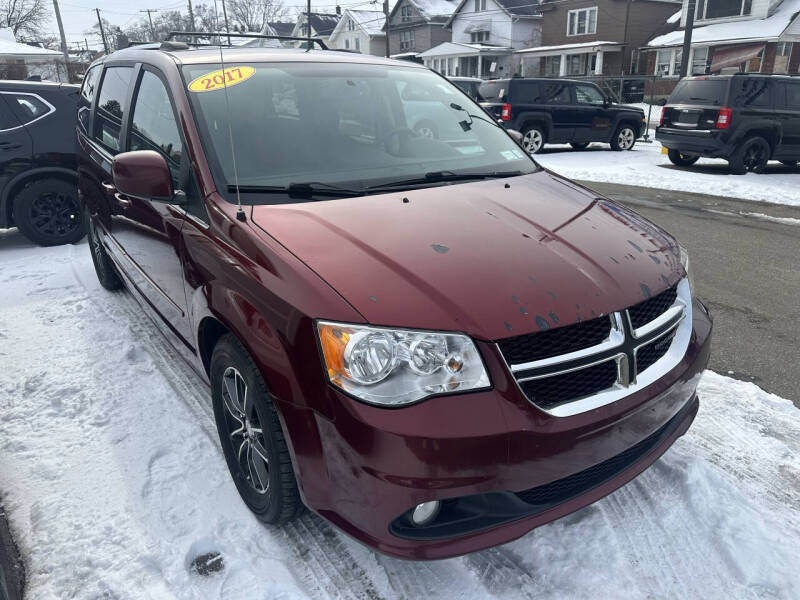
411;501;441;526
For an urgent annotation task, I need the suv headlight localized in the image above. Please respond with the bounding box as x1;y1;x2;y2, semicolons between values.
679;244;694;295
316;321;491;406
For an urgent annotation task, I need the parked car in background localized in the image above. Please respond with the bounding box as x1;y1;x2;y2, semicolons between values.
479;78;646;154
79;40;710;560
0;81;82;245
656;74;800;174
448;76;482;100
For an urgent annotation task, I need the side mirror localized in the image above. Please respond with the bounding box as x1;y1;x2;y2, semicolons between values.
507;129;524;145
112;150;175;202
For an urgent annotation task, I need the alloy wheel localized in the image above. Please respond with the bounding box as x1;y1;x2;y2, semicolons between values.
221;367;270;495
617;128;635;151
523;129;543;153
743;143;767;172
28;191;80;238
416;126;435;139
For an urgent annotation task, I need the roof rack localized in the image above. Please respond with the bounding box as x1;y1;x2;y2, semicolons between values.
163;31;328;50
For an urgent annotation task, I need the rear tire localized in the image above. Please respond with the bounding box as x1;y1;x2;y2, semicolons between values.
86;209;123;291
521;124;545;154
667;149;700;167
729;136;770;175
610;125;637;151
210;334;303;525
13;178;85;246
570;142;590;150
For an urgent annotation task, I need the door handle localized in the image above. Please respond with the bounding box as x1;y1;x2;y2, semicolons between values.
114;193;132;208
101;181;116;192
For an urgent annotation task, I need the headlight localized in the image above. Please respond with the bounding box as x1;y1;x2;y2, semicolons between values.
316;321;491;406
679;244;694;295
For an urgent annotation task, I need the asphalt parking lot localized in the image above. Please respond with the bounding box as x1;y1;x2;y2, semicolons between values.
585;181;800;406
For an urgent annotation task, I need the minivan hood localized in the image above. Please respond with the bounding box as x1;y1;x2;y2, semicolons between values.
251;171;682;341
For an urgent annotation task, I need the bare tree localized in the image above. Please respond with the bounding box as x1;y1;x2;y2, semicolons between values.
0;0;48;39
226;0;288;33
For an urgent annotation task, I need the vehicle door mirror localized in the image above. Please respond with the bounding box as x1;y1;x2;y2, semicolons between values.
506;129;524;146
603;96;612;108
112;150;177;202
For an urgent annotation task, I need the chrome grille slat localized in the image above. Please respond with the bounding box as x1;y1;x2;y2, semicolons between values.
497;281;691;417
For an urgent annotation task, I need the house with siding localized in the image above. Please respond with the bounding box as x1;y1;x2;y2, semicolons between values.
514;0;681;77
384;0;459;58
420;0;543;78
642;0;800;76
289;12;341;47
328;10;386;55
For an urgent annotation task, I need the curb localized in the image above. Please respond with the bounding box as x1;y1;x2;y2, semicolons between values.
0;504;24;600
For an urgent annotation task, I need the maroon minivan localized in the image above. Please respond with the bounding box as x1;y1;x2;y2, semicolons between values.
77;39;712;560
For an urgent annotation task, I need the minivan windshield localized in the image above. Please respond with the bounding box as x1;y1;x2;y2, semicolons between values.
668;79;728;106
182;61;536;204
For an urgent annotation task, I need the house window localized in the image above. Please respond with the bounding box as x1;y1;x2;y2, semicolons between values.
400;5;411;21
673;48;683;75
355;38;361;51
656;49;673;76
567;7;597;36
400;30;415;50
696;0;752;20
566;53;587;75
470;31;489;43
345;39;350;49
347;18;355;31
544;55;561;76
474;0;486;12
691;47;709;74
774;42;792;73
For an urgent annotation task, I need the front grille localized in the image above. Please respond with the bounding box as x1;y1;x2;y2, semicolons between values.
497;315;611;364
636;332;675;374
519;361;618;410
515;408;674;507
628;285;678;329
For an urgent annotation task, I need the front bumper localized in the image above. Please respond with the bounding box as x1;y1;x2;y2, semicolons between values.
282;298;712;560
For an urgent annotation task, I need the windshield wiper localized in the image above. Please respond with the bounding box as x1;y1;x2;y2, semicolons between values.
228;182;365;198
366;170;523;191
449;102;499;131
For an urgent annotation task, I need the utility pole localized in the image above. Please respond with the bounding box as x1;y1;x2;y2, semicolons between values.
52;0;70;81
95;8;109;53
383;0;389;58
187;0;195;31
220;0;231;44
679;0;696;78
140;9;159;41
306;0;311;50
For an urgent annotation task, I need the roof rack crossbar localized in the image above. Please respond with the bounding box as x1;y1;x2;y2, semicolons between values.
165;31;328;50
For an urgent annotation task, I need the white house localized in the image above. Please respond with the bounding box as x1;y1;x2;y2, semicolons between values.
328;10;386;55
419;0;542;78
289;12;341;48
0;28;66;81
645;0;800;76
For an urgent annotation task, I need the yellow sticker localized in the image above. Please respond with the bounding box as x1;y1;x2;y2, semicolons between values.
188;66;255;92
661;145;668;154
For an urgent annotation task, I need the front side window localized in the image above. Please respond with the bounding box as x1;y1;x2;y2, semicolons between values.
567;7;597;36
182;61;537;205
778;82;800;108
128;70;183;186
93;66;134;154
575;83;604;104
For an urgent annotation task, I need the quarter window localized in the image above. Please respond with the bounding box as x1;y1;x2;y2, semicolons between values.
3;93;52;124
81;65;101;102
93;66;134;154
567;7;597;36
0;96;21;129
128;70;183;186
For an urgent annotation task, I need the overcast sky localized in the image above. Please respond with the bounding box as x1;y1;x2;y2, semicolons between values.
50;0;384;49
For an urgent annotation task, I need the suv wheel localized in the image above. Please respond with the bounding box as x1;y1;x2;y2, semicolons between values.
667;149;700;167
13;178;85;246
729;136;770;174
611;125;636;151
522;125;545;154
210;334;303;525
86;210;123;291
413;120;438;139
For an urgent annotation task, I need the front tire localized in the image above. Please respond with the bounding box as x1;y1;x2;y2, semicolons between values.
729;136;770;174
210;334;303;525
521;125;545;154
13;178;85;246
610;125;637;151
667;149;700;167
86;209;123;291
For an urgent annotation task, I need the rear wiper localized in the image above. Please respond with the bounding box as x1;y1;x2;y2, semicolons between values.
228;182;364;198
366;170;522;191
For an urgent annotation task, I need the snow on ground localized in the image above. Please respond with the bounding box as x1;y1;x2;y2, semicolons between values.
0;233;798;599
535;134;800;207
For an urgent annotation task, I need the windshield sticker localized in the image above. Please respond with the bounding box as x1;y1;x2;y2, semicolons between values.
501;148;525;160
188;66;255;92
455;145;484;155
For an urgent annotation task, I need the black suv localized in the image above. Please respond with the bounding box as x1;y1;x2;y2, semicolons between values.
0;80;83;245
656;74;800;174
479;78;646;154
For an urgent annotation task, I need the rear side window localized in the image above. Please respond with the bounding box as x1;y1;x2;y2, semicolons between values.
513;81;542;103
669;79;728;106
94;66;134;154
543;82;571;104
4;93;52;124
477;81;506;102
128;70;183;186
731;78;771;108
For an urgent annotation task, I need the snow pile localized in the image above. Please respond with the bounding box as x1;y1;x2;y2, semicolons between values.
535;135;800;207
0;235;798;599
